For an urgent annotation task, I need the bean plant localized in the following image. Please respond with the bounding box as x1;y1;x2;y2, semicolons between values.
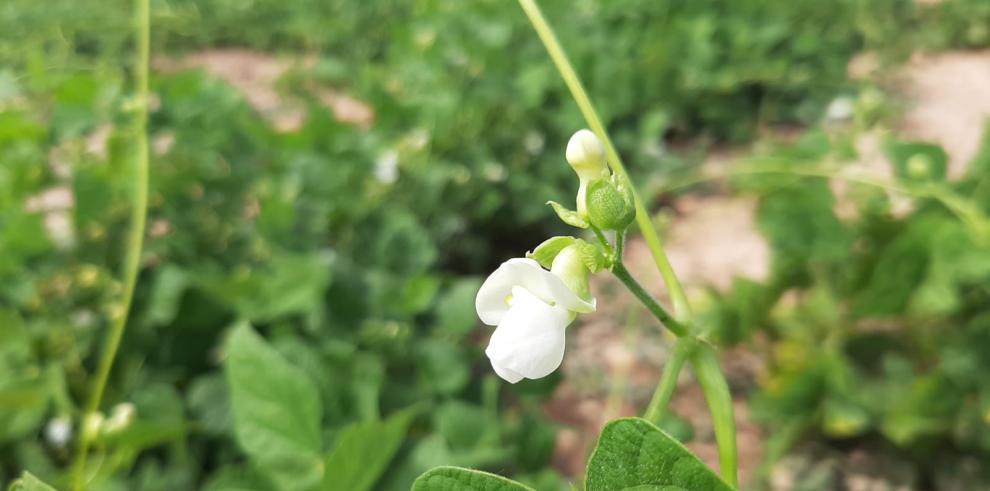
415;2;740;488
7;0;990;490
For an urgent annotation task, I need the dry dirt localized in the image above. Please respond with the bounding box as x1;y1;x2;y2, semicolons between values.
153;49;373;132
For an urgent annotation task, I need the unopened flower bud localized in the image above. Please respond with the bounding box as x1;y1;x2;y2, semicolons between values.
104;402;136;434
585;176;636;231
549;244;592;303
565;129;608;181
906;154;931;180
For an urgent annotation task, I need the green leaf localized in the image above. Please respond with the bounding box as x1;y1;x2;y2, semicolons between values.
147;265;189;325
224;323;323;491
547;201;588;228
585;418;733;491
412;466;534;491
7;472;56;491
322;408;417;491
526;236;577;268
436;278;483;335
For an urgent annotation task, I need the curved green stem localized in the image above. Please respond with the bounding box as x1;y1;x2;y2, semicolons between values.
661;163;989;239
644;338;695;424
72;0;150;487
611;262;687;337
691;347;738;488
590;224;613;255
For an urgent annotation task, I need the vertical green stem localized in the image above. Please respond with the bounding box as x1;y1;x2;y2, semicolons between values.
516;0;691;320
71;0;150;487
691;347;738;487
643;338;694;424
517;1;737;486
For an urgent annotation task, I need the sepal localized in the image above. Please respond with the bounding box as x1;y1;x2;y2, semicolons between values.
547;201;589;228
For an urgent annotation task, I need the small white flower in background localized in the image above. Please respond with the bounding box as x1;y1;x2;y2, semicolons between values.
825;96;855;123
103;402;137;434
476;245;595;383
44;416;72;448
374;150;399;184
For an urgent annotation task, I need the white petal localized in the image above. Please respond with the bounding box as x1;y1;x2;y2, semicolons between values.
491;364;524;384
476;258;595;326
485;286;570;383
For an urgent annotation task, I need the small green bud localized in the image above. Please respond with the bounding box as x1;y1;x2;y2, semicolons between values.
906;154;931;180
565;129;608;181
585;176;635;231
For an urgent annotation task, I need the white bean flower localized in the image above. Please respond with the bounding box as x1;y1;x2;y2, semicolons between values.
475;246;595;383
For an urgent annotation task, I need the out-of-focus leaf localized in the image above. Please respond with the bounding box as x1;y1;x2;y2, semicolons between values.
147;265;189;325
7;471;56;491
435;278;482;336
224;323;323;491
416;339;469;396
322;408;417;491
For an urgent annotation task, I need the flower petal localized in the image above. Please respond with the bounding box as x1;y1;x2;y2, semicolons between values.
476;258;594;326
485;286;571;383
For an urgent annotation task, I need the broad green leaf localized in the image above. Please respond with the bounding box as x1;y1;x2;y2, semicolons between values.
526;236;577;268
585;418;733;491
7;472;56;491
224;323;323;491
322;408;417;491
411;466;533;491
547;201;588;228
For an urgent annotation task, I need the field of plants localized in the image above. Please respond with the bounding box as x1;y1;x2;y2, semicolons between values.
3;0;990;490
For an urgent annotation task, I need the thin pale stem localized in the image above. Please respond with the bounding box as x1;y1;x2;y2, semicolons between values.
590;224;613;255
72;0;150;487
661;163;988;239
644;338;694;424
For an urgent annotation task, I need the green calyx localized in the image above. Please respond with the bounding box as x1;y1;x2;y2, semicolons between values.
585;175;635;231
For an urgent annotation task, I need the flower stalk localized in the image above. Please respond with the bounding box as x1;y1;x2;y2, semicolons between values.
72;0;150;487
517;0;738;486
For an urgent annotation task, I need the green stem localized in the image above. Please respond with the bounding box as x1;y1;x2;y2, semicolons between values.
643;338;694;424
518;1;738;485
691;347;738;488
517;0;691;321
72;0;150;487
610;262;687;337
590;224;613;255
661;163;989;239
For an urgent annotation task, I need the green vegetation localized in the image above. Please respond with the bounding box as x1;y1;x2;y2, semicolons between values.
2;0;989;489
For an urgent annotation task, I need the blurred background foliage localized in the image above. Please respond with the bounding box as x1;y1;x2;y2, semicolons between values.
1;0;990;489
